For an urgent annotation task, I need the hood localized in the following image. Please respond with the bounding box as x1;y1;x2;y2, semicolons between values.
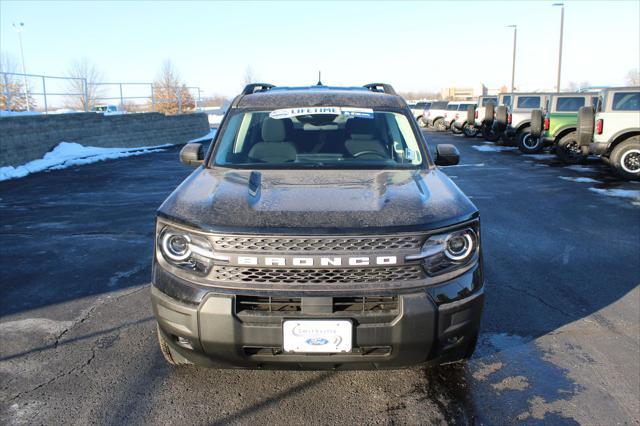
158;167;478;233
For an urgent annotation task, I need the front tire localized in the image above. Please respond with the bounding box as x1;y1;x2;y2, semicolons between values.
434;118;446;132
418;116;427;128
556;131;587;164
517;127;544;153
463;123;479;138
481;124;500;142
610;137;640;180
451;123;462;134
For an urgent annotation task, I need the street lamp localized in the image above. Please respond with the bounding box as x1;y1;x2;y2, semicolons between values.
12;21;30;111
553;3;565;92
507;25;517;93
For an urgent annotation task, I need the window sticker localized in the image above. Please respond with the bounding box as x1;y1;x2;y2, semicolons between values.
269;107;374;120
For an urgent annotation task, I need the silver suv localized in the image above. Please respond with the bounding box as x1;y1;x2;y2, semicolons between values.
576;87;640;180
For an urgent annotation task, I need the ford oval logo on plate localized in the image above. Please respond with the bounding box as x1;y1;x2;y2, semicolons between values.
306;337;329;346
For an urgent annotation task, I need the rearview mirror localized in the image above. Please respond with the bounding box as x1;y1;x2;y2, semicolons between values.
180;143;204;166
435;144;460;166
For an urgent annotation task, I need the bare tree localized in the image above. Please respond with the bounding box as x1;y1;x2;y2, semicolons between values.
151;59;194;115
0;52;36;111
626;68;640;86
65;57;104;110
243;65;257;86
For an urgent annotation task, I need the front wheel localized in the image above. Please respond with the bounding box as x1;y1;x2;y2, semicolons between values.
463;123;479;138
418;116;427;128
481;125;500;142
556;131;587;164
517;128;543;153
434;118;446;132
610;137;640;180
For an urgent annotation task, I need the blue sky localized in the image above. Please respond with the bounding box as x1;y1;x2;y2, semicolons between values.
1;0;638;98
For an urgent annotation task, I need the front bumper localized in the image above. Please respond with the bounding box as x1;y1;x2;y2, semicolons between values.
151;264;484;370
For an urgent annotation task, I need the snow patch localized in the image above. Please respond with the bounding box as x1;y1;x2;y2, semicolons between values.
559;176;601;183
443;162;486;168
588;188;640;200
566;165;596;173
523;154;556;160
0;142;171;182
188;128;217;143
472;145;518;152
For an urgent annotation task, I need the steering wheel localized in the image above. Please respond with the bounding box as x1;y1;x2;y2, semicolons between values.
353;150;387;159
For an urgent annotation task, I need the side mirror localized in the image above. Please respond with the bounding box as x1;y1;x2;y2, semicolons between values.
180;143;204;166
435;144;460;166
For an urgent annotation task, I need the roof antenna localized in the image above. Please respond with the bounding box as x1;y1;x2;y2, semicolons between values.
317;71;323;86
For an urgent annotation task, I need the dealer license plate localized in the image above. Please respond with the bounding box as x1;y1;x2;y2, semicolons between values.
282;320;352;353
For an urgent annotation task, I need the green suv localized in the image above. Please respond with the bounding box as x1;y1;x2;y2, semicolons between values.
523;92;597;158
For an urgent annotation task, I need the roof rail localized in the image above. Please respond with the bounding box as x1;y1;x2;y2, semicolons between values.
364;83;397;95
242;83;275;95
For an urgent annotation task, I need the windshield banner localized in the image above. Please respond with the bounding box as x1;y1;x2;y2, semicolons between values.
269;107;374;120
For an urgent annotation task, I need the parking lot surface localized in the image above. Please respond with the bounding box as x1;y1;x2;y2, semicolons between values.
1;132;638;425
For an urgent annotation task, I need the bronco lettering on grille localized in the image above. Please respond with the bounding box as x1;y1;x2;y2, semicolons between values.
233;255;398;268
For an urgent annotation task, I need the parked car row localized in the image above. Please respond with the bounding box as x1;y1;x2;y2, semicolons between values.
417;87;640;180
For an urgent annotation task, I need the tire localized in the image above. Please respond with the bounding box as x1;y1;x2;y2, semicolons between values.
577;106;595;147
498;131;515;146
517;126;544;153
156;323;191;366
530;109;543;138
463;123;478;138
434;118;446;132
451;123;463;134
418;116;427;128
495;105;508;129
556;131;587;164
484;103;495;124
466;105;475;125
481;124;500;142
609;137;640;180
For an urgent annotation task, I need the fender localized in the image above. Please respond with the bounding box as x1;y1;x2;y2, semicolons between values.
608;128;640;147
553;125;577;140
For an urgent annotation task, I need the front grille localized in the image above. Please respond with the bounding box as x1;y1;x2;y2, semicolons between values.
210;235;424;252
212;265;425;284
235;295;398;313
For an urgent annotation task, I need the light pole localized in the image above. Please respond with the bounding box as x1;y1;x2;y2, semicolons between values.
507;25;517;93
12;22;30;111
553;3;565;92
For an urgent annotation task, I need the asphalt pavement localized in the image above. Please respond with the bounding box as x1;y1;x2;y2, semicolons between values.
1;131;638;425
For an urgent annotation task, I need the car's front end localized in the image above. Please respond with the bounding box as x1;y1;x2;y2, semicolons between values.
151;85;484;369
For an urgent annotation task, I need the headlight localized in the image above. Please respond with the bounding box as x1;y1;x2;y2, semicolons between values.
416;228;478;276
158;226;220;275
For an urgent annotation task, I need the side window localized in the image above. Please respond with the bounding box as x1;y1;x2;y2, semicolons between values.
612;92;640;111
482;98;498;106
516;96;541;109
502;95;511;106
556;97;586;112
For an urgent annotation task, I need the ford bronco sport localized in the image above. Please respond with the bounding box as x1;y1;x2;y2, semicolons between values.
480;93;511;142
151;83;484;369
576;87;640;179
521;92;598;156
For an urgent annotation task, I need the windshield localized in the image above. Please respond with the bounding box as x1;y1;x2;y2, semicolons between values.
212;108;425;169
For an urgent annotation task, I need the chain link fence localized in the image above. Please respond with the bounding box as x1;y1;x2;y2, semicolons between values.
1;71;202;115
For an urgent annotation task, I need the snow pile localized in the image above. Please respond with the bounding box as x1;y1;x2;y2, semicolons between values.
588;187;640;201
566;165;596;173
523;154;555;160
188;129;217;143
559;176;601;183
472;145;518;152
0;142;170;182
0;110;42;117
208;114;224;127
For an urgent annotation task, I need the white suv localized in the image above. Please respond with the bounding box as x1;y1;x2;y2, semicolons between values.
503;93;553;145
447;102;478;136
408;100;431;127
423;101;449;131
576;87;640;179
